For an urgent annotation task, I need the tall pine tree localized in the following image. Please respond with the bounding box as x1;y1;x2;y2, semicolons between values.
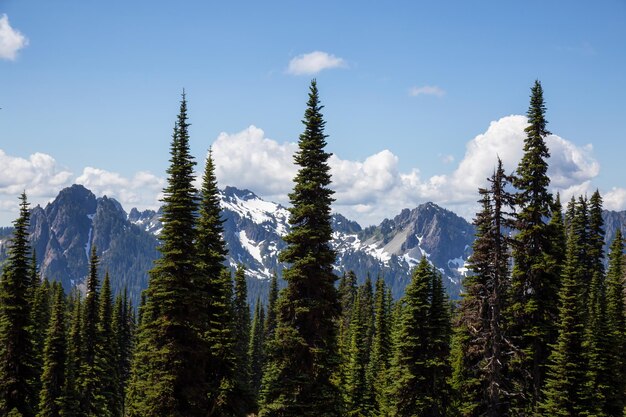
36;283;66;417
508;80;560;412
539;197;591;416
0;193;36;417
260;80;342;417
126;92;206;417
385;258;450;417
605;229;626;415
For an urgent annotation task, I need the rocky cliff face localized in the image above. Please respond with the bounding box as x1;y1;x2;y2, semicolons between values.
0;185;159;305
4;185;626;305
23;185;626;305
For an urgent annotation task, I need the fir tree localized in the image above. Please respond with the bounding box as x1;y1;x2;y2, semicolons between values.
605;229;626;415
126;92;207;417
78;246;107;416
508;80;560;412
248;299;265;410
345;290;370;416
0;193;36;417
30;277;51;408
385;258;435;417
582;190;610;415
37;283;66;417
366;277;392;415
233;264;253;412
337;271;358;391
264;271;279;341
260;80;342;417
453;159;514;417
195;148;244;416
539;198;591;416
97;273;118;416
111;289;133;417
60;294;81;417
428;268;452;417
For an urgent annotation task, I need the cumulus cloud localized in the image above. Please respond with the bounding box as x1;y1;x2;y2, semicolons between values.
0;14;28;60
409;85;446;97
0;149;73;199
0;147;166;225
76;167;164;211
286;51;347;75
0;116;614;227
604;187;626;211
211;125;298;201
210;116;603;225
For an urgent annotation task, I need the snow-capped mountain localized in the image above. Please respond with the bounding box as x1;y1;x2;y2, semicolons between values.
130;186;474;298
0;184;476;304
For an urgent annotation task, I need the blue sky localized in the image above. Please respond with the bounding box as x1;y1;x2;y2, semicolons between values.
1;1;625;226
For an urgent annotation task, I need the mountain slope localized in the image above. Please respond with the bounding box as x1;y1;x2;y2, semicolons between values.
15;185;626;305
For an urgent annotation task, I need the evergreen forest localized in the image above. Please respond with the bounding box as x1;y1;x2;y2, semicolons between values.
1;79;625;417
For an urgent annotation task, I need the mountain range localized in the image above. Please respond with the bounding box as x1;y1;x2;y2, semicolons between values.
1;184;624;306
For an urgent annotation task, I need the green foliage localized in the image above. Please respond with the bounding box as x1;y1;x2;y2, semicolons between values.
344;288;371;415
539;198;592;416
248;299;265;410
0;193;36;417
605;229;626;415
233;264;253;412
37;283;66;417
366;277;392;415
29;276;51;407
60;293;81;417
260;80;342;417
508;80;560;413
126;92;207;417
453;159;514;417
111;290;133;417
77;247;108;416
385;258;451;417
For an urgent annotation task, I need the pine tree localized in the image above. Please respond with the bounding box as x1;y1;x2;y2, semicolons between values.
60;294;81;417
366;277;392;415
37;283;66;417
264;271;279;341
30;277;51;407
385;258;436;417
111;289;133;417
248;299;265;410
428;269;452;417
233;264;253;412
260;80;342;417
508;80;560;412
605;229;626;415
0;193;36;417
582;190;610;415
78;246;107;416
337;271;358;392
539;198;591;416
345;290;369;416
126;92;207;417
452;159;514;417
97;273;118;416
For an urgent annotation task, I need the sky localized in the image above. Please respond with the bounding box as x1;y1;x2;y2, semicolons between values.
1;1;625;226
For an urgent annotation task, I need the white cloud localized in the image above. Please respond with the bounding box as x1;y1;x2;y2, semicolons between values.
0;149;73;200
76;167;164;211
0;116;615;227
287;51;347;75
604;187;626;211
409;85;445;97
210;116;603;225
211;125;298;202
0;14;28;60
